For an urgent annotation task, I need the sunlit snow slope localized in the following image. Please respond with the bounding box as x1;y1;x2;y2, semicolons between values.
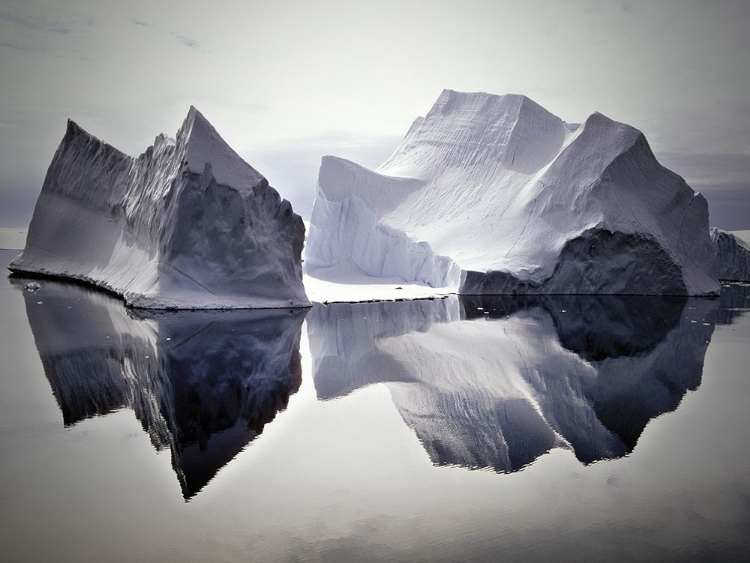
9;107;309;309
307;90;719;295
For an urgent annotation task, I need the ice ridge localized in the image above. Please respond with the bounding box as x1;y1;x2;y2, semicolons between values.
306;89;719;296
10;108;309;309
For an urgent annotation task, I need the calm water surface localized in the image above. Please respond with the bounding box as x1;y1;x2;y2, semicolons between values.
1;249;749;562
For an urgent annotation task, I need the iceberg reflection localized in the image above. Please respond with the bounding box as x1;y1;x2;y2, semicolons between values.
308;293;719;472
717;282;750;325
13;277;305;498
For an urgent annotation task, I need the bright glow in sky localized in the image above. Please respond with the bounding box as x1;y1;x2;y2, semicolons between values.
1;0;748;226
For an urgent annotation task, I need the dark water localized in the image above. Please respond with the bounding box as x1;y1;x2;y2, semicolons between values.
14;275;305;499
1;248;749;562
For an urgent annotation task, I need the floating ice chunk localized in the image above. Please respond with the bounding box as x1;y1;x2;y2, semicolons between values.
10;107;309;309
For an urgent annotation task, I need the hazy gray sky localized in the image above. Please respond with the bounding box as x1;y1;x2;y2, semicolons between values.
1;0;748;227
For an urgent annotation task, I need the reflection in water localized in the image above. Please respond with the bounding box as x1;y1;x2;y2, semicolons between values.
13;277;306;499
717;282;750;325
308;293;720;472
14;269;744;496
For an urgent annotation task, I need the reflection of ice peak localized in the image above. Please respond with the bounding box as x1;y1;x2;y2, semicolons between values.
308;294;718;473
308;299;457;400
15;278;305;499
717;283;750;325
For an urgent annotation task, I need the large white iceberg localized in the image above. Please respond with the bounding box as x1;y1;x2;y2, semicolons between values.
308;295;717;471
10;107;309;309
711;228;750;281
306;90;719;295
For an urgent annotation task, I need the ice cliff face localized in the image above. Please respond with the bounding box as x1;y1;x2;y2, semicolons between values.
711;228;750;281
306;90;719;295
9;107;308;309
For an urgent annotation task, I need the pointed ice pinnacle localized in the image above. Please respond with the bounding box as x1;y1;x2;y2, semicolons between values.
306;89;720;296
9;107;309;309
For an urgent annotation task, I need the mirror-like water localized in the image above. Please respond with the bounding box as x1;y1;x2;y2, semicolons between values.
1;249;749;562
14;276;306;498
309;294;716;472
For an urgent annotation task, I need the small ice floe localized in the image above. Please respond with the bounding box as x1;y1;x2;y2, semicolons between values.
24;281;41;292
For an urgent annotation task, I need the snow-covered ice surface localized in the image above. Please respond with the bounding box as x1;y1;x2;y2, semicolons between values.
306;90;720;296
303;262;447;303
712;228;750;281
301;219;445;303
9;108;308;309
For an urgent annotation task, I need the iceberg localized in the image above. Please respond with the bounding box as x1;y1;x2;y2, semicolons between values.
711;228;750;281
306;90;719;296
9;107;309;309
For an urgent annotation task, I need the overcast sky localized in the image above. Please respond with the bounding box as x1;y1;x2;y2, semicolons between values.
1;0;748;228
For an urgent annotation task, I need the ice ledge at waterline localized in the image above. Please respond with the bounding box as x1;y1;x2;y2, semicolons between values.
9;107;309;309
306;90;720;296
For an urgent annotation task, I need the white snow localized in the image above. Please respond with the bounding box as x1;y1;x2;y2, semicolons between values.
9;108;309;309
306;89;720;296
303;262;447;303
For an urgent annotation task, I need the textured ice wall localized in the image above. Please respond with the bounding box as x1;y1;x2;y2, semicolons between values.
10;107;308;309
711;228;750;281
307;90;719;295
